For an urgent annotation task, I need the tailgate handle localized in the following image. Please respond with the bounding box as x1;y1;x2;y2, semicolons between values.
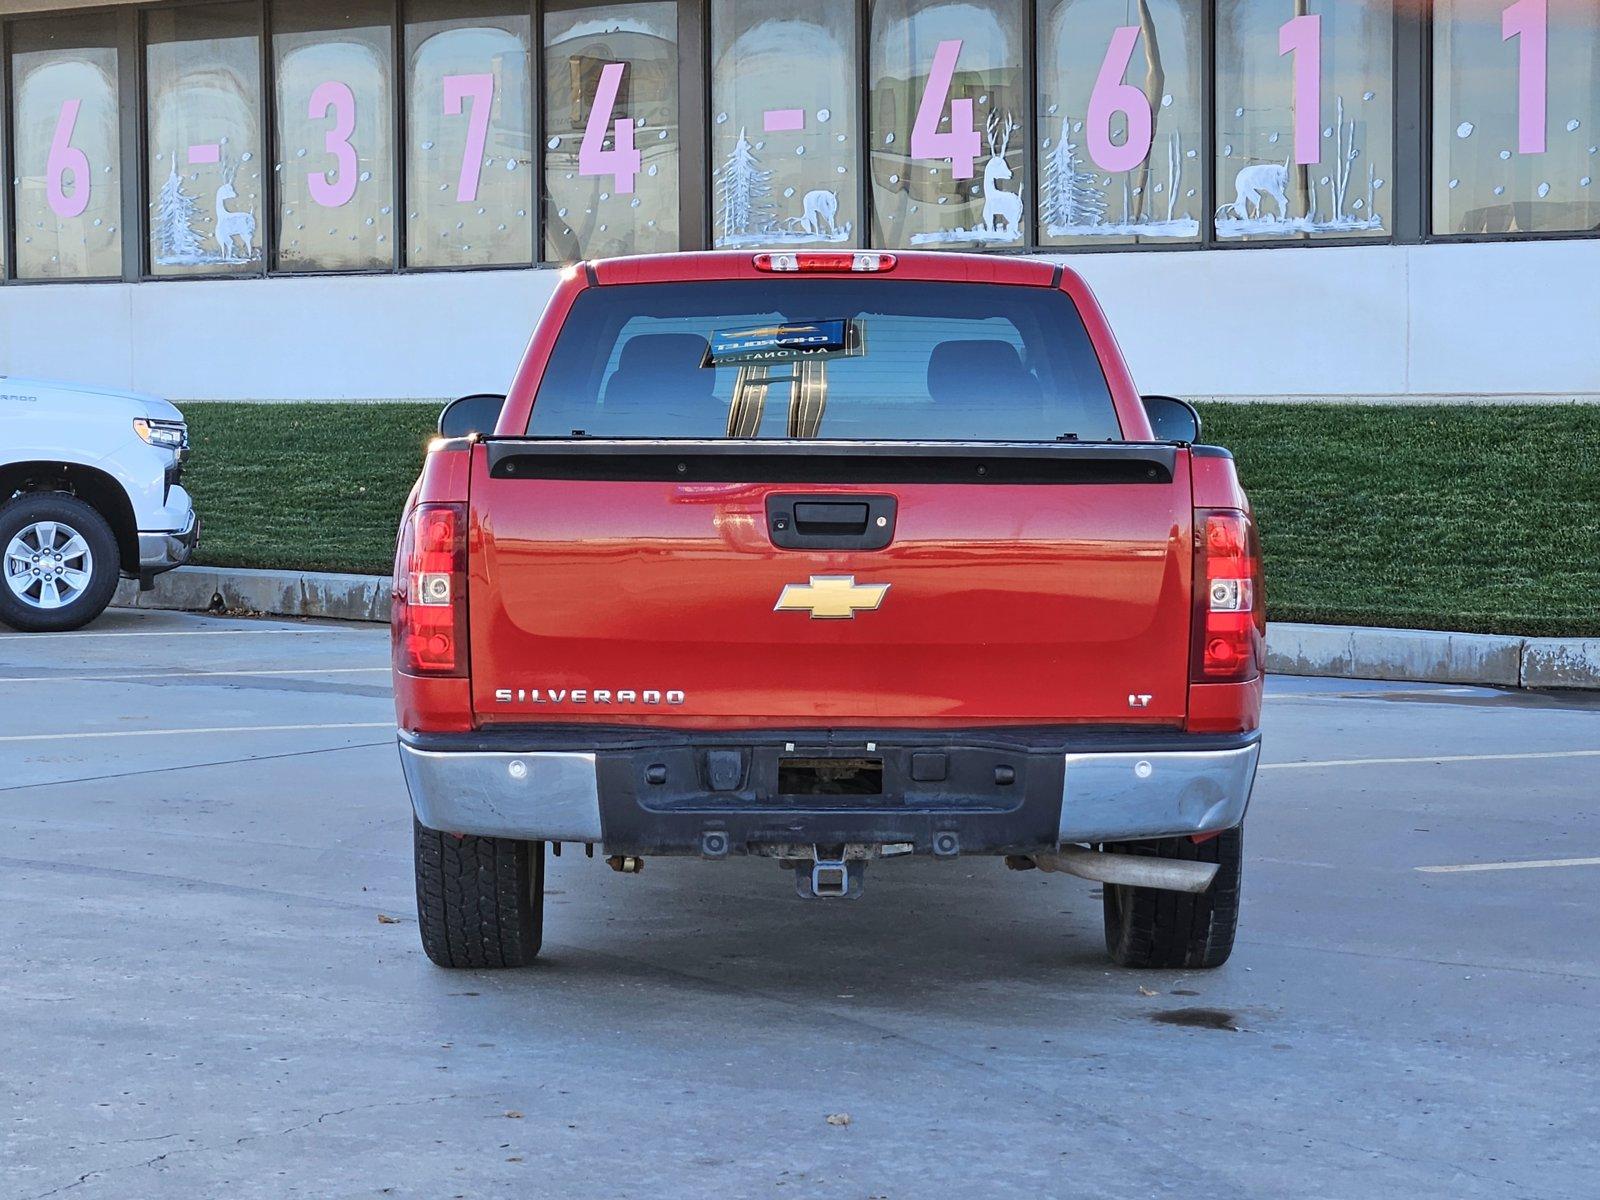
767;494;897;551
794;502;869;533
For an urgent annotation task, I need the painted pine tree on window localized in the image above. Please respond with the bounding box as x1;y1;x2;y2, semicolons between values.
1041;119;1107;233
155;161;207;263
716;127;773;241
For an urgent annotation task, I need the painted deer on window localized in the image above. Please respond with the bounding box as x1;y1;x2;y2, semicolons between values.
982;111;1023;236
214;159;257;261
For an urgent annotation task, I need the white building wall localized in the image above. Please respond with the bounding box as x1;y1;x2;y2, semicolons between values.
2;239;1597;404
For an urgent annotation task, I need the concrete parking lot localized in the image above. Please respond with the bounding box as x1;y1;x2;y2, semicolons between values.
2;609;1598;1200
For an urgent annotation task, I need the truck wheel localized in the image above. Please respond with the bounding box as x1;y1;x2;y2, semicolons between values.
413;818;544;969
1102;826;1242;970
0;493;122;633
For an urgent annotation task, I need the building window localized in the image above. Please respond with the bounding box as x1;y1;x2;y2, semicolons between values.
145;4;263;277
0;60;8;281
272;0;395;272
1434;0;1600;236
9;14;121;280
0;82;8;282
543;1;679;263
1215;0;1393;241
405;0;534;268
869;0;1030;250
709;0;861;249
1038;0;1203;245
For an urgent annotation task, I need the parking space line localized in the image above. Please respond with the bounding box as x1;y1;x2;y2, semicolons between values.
0;627;378;640
0;721;393;744
0;667;389;684
1267;687;1486;702
1417;857;1600;874
1261;750;1600;770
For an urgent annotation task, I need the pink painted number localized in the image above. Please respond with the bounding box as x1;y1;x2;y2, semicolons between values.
308;80;359;208
1279;13;1322;166
578;63;641;194
910;40;981;180
763;108;806;133
443;73;495;203
46;99;91;219
1503;0;1548;155
1087;26;1154;173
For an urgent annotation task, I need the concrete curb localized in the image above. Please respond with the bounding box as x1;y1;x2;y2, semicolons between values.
114;565;390;624
1263;623;1526;688
114;566;1600;691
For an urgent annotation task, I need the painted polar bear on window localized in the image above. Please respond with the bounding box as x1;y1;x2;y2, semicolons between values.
1217;160;1292;223
801;190;839;237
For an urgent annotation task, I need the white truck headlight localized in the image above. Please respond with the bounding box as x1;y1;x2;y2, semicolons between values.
133;418;187;451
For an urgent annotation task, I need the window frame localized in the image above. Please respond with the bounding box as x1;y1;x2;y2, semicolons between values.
1033;0;1212;252
138;0;271;282
1420;0;1600;247
5;7;134;286
539;0;691;263
0;0;1594;288
400;0;539;272
865;0;1037;253
707;0;867;251
1207;0;1401;253
266;0;402;275
0;17;11;283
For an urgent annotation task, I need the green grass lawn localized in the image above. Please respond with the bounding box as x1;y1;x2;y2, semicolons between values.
184;402;438;578
181;401;1600;637
1205;404;1599;637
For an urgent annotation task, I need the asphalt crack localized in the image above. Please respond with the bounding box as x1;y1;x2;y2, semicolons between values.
22;1095;472;1200
0;740;392;796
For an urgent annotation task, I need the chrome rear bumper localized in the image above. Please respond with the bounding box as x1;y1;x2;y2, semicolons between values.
1056;743;1260;842
399;734;1259;849
400;743;602;841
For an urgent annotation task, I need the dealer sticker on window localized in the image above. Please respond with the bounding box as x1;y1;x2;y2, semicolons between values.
707;319;862;366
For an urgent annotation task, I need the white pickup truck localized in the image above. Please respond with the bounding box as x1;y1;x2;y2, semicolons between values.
1;377;198;632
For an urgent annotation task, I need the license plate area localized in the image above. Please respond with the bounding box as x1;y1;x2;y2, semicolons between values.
589;736;1072;856
778;757;884;797
611;743;1042;815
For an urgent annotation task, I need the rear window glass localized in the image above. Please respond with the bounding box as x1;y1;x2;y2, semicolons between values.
527;280;1121;442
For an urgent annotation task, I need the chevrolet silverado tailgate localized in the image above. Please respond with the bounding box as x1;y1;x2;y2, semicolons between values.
468;440;1192;728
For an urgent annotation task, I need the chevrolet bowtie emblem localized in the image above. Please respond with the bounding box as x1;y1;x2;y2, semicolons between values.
774;575;891;620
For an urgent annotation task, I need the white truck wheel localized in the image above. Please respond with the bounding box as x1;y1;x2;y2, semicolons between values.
0;493;122;633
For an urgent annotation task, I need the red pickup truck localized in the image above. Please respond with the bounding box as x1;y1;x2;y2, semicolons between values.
393;250;1264;973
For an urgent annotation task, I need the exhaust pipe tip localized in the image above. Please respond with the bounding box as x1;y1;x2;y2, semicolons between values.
1031;845;1220;894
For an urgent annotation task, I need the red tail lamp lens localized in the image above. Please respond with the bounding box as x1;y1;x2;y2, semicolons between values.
393;502;467;676
1192;509;1264;683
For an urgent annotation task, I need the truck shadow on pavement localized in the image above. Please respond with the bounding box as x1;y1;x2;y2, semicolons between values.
442;855;1226;1021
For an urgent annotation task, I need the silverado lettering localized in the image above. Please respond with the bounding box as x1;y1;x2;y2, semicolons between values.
494;688;687;705
393;250;1265;974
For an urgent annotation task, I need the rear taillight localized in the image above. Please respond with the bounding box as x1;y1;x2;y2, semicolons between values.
1191;509;1265;683
393;502;468;676
753;251;897;273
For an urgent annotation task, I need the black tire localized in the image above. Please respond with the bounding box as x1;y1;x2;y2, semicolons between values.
0;492;122;633
414;818;544;969
1102;826;1242;970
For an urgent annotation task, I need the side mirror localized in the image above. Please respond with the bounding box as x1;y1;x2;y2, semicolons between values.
438;393;506;439
1141;395;1202;444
